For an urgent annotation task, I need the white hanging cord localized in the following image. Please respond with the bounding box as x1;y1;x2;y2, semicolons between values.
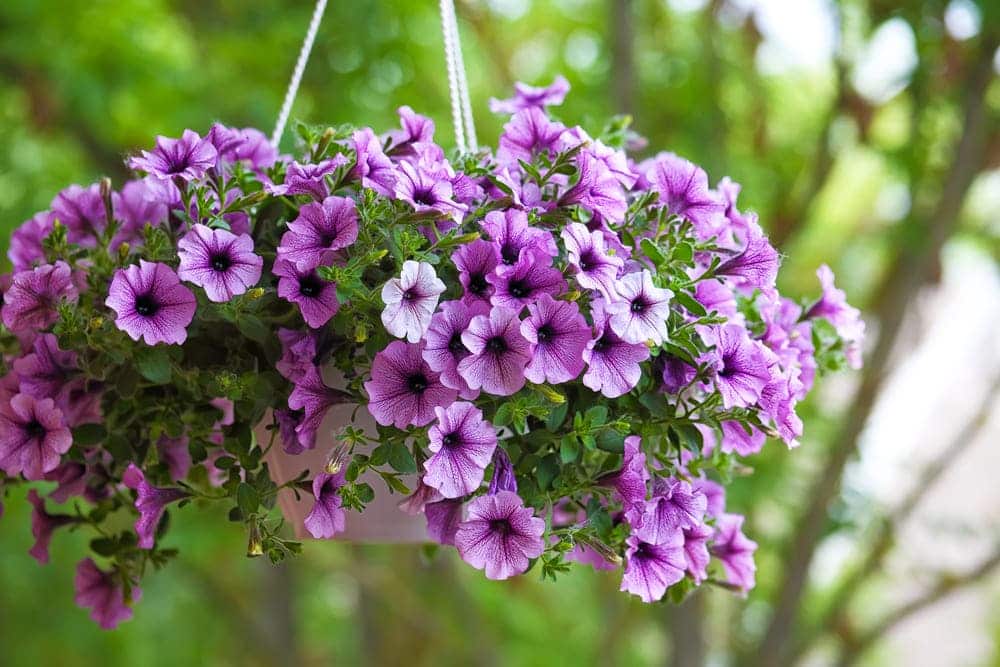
439;0;467;153
272;0;329;148
445;0;477;151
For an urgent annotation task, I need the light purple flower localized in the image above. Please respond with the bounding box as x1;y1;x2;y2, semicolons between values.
27;488;73;564
2;261;79;333
74;558;141;630
398;480;443;515
488;448;518;495
497;107;567;166
620;533;686;603
123;464;190;549
266;158;347;200
423;402;497;498
13;333;76;402
111;179;170;247
560;152;629;223
711;513;758;592
606;270;673;345
422;299;490;399
452;239;500;304
695;279;738;319
455;491;545;580
274;408;306;454
720;420;766;456
489;75;570;114
9;212;54;271
50;184;107;247
682;522;713;584
274;260;339;328
709;324;773;409
425;498;464;546
660;355;697;394
129;129;218;181
633;478;707;544
807;264;866;369
394;160;466;225
105;260;196;345
304;471;347;539
177;224;262;302
582;303;651;398
381;260;446;343
561;222;624;299
481;208;557;267
0;394;71;480
716;222;780;289
351;128;397;196
646;153;725;234
287;367;348;451
385;105;435;152
520;294;589;384
597;435;649;509
156;434;191;482
276;328;319;383
458;307;533;396
277;195;359;271
364;341;458;428
208;124;277;170
486;250;565;312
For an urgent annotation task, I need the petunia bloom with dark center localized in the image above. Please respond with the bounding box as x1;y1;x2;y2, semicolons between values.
277;195;359;271
381;260;445;343
486;250;565;312
620;533;687;603
177;224;263;303
519;294;590;384
561;222;623;299
105;260;197;346
422;299;490;400
455;491;545;580
458;306;533;396
274;259;340;329
606;270;673;345
128;129;218;182
364;341;457;428
0;393;72;481
423;401;498;498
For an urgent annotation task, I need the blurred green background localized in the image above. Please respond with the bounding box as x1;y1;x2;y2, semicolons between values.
1;1;998;665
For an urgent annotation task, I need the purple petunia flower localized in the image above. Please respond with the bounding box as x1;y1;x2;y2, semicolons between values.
422;299;490;399
274;260;340;328
364;341;458;428
455;491;545;580
711;513;758;592
582;302;651;398
708;324;773;409
481;208;557;267
385;105;436;152
274;408;306;455
560;152;629;223
806;264;866;369
0;393;71;480
423;401;498;498
489;75;571;114
645;153;725;235
351;128;397;196
716;222;780;289
458;307;533;396
394;160;466;225
50;184;107;247
45;461;88;503
123;464;190;549
27;489;73;564
597;435;649;509
381;260;446;343
208;124;278;171
2;261;79;334
486;250;565;312
694;279;738;319
632;478;708;544
682;522;713;584
277;195;359;271
452;239;500;304
177;224;263;302
74;558;142;630
276;328;319;383
425;498;464;546
620;533;687;603
13;333;76;402
488;447;518;495
720;420;766;456
287;367;348;451
606;270;673;345
497;107;566;167
304;471;347;539
660;355;697;394
520;294;590;384
105;260;197;345
128;129;218;182
9;212;54;271
266;158;347;200
561;222;624;299
111;179;171;248
156;434;192;482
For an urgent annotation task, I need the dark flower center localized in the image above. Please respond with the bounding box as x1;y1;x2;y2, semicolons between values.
501;244;519;265
634;542;655;559
489;519;512;537
210;253;231;272
468;273;489;295
579;250;599;271
299;275;322;298
134;294;160;317
413;189;436;206
718;355;735;378
448;332;466;353
486;336;508;354
441;432;461;448
402;288;418;302
407;373;428;393
630;298;647;314
25;419;46;440
593;336;611;353
507;279;529;299
319;231;336;247
536;324;555;342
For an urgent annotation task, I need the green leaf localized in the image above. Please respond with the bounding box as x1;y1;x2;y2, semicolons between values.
596;429;626;452
559;435;580;463
672;242;694;264
355;482;375;503
236;482;260;517
640;238;667;266
585;405;609;427
535;453;560;490
674;291;707;317
135;346;172;384
378;471;411;495
387;442;417;474
546;402;569;431
72;423;106;446
236;316;270;344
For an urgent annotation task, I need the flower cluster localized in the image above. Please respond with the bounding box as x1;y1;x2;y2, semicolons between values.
0;78;862;628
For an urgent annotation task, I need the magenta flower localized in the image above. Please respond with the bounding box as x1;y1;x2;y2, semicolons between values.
177;224;263;302
111;179;170;247
385;105;436;152
422;299;490;399
711;513;758;592
74;558;141;630
9;212;54;271
277;195;359;271
2;261;79;333
458;307;533;396
486;250;565;312
425;498;464;546
123;464;190;549
287;367;348;451
632;478;707;544
709;324;773;409
381;260;446;343
620;533;687;603
274;260;339;328
156;434;192;482
561;222;623;299
720;420;766;456
582;303;651;398
807;264;866;369
489;75;570;114
27;489;73;564
452;239;500;304
394;161;466;224
606;270;673;345
682;522;713;584
266;158;346;200
488;448;518;494
520;294;590;384
455;491;545;580
364;341;458;428
646;153;725;234
716;222;780;289
208;124;278;170
423;402;498;498
304;471;347;539
497;107;566;166
50;184;107;247
12;333;77;403
0;394;71;480
276;328;319;383
597;435;649;509
274;408;306;455
351;127;397;196
128;129;218;181
560;152;629;223
481;208;557;267
105;260;196;345
660;355;696;394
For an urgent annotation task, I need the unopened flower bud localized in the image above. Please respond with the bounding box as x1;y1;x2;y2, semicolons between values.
247;522;264;557
325;444;349;475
